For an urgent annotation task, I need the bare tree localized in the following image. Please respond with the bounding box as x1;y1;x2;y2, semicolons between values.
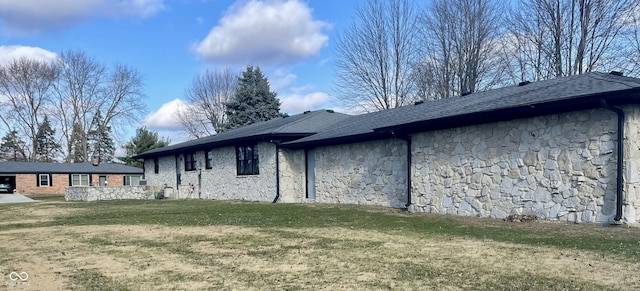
0;57;58;161
51;50;146;162
52;50;106;162
504;0;638;82
417;0;504;100
334;0;421;112
175;68;237;138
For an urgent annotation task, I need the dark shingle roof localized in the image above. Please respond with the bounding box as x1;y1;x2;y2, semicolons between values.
0;161;143;174
134;109;351;159
284;72;640;148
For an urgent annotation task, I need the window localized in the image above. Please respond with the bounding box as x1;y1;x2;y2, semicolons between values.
71;174;90;186
236;144;259;175
38;174;50;187
205;150;213;169
124;175;143;186
185;153;196;171
154;157;159;174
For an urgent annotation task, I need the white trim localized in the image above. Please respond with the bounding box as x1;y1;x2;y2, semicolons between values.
38;174;50;187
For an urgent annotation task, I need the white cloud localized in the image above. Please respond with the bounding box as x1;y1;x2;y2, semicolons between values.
0;0;165;35
269;69;297;92
195;0;330;65
280;91;332;114
0;46;58;66
143;98;185;131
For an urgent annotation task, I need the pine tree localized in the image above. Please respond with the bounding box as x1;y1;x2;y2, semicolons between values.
35;116;61;162
224;66;282;131
69;122;86;163
120;126;170;168
87;110;115;163
0;131;27;161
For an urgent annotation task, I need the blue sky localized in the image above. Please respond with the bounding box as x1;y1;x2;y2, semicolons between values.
0;0;361;143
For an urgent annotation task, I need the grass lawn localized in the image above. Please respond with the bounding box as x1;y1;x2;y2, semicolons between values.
1;196;639;290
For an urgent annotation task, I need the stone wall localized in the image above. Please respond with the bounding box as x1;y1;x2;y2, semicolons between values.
144;155;177;190
279;149;306;203
196;142;278;202
65;186;161;201
622;106;640;223
314;139;407;208
409;108;627;223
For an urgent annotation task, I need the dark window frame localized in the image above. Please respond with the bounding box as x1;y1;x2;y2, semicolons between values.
184;153;197;171
154;157;159;174
236;144;259;175
205;150;213;169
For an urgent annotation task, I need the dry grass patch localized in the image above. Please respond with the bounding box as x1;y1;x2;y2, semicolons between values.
0;200;639;290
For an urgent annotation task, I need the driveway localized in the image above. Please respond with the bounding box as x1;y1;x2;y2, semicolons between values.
0;194;36;204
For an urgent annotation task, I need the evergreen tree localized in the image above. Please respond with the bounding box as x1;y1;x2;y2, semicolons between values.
35;116;61;162
120;126;170;168
224;66;282;131
0;131;27;161
69;122;86;163
87;110;115;163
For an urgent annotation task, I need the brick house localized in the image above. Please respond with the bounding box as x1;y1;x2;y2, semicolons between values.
0;161;143;195
136;72;640;224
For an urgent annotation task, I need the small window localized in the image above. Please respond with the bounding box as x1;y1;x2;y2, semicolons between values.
124;175;143;186
236;144;259;175
154;157;159;174
71;174;90;186
205;150;213;169
185;153;196;171
39;174;50;187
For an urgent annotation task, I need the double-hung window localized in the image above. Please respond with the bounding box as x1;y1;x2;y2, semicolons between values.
71;174;90;186
38;174;51;187
236;144;259;175
185;153;196;171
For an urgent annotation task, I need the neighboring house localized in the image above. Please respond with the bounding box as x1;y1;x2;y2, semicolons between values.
137;72;640;224
0;161;144;195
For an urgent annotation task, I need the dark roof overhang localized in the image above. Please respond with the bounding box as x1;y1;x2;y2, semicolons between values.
375;89;640;137
133;133;314;159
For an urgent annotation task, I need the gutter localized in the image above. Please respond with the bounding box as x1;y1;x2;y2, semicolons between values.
600;99;624;222
272;141;281;203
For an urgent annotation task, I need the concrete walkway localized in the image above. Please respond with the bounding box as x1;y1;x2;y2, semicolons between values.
0;194;36;204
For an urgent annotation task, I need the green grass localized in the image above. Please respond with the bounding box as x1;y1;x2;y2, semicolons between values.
1;199;638;261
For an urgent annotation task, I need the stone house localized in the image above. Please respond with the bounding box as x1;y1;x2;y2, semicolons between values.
134;110;351;201
0;161;144;194
137;72;640;224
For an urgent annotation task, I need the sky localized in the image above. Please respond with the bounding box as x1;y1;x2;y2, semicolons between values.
0;0;361;144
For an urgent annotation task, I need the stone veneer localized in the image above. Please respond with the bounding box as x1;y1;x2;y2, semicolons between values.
278;149;307;203
65;186;161;201
408;107;640;223
314;139;407;208
145;142;278;202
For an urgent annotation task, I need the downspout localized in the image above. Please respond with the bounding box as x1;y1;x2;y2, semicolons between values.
272;141;281;203
600;99;624;222
393;132;412;208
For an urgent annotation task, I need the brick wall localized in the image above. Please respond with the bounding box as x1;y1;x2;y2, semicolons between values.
16;174;67;194
15;173;144;195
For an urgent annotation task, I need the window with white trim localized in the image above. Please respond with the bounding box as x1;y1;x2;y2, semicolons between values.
38;174;50;187
124;175;143;186
71;174;90;186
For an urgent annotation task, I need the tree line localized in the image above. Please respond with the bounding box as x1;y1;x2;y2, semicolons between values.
334;0;640;112
0;49;148;163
